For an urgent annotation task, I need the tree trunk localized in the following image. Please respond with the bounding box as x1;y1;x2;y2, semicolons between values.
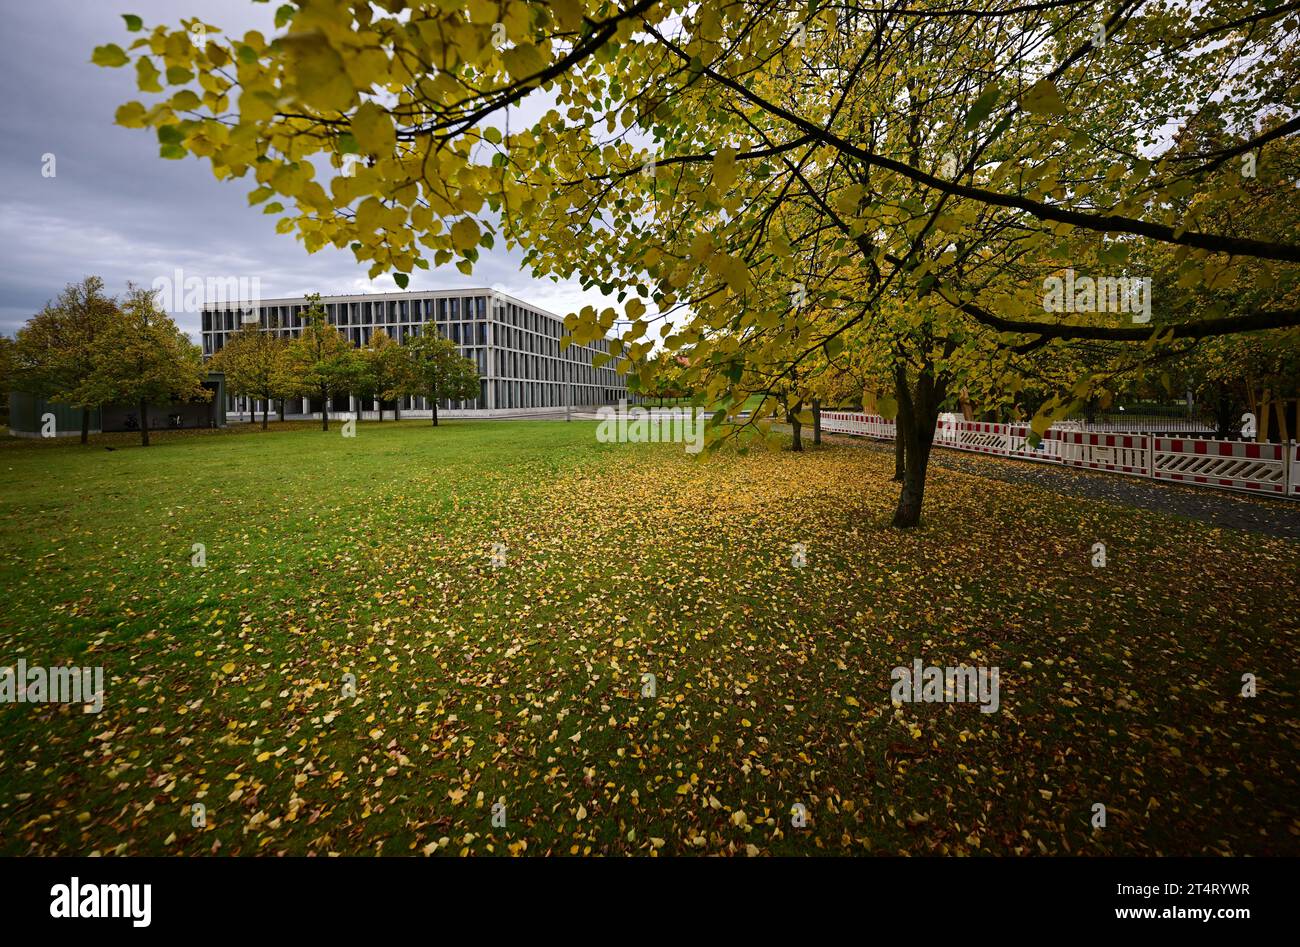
278;399;285;422
892;366;906;482
139;399;150;447
1215;383;1231;439
892;368;945;528
261;400;269;430
80;407;90;444
395;402;401;421
321;388;329;431
790;399;803;452
812;398;821;445
432;400;439;427
894;425;929;528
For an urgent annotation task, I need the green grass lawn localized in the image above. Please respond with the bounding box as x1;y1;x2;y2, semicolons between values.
0;420;1296;855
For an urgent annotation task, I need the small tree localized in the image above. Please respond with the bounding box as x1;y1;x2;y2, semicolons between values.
0;335;13;428
81;286;209;447
211;320;294;429
286;294;363;432
359;329;413;421
406;331;480;426
644;350;691;406
12;276;118;443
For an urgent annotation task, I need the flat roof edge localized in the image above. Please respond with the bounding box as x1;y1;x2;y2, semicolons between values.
201;288;571;322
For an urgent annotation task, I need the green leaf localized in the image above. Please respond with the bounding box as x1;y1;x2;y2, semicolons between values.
713;146;738;190
550;0;583;31
502;43;546;80
1020;79;1066;116
278;32;351;111
121;14;143;31
351;102;396;155
710;254;749;293
965;83;1001;130
136;56;162;92
169;89;201;111
450;217;480;253
92;44;130;68
393;273;409;289
114;101;148;127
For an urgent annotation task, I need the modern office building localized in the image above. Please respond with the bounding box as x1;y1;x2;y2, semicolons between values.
201;288;630;420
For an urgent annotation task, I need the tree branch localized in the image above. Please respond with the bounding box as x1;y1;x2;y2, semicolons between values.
646;24;1300;263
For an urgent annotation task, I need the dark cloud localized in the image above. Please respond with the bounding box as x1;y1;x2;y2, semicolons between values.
0;0;616;341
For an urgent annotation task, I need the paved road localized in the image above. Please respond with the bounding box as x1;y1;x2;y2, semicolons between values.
838;436;1300;542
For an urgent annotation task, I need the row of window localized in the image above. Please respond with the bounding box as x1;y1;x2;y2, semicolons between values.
494;350;614;387
230;390;490;412
229;379;621;415
204;295;490;332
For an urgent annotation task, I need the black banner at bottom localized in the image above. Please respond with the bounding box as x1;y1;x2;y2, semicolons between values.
0;855;1285;934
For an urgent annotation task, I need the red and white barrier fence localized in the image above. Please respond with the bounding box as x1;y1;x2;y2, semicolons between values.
821;412;896;440
1152;437;1288;496
1055;430;1150;476
817;411;1297;501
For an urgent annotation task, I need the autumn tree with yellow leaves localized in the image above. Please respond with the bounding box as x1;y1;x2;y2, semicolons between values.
97;0;1300;524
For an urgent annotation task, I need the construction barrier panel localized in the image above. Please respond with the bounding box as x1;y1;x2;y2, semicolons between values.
1007;423;1063;463
1054;431;1150;476
1153;437;1288;496
955;420;1010;456
821;412;866;436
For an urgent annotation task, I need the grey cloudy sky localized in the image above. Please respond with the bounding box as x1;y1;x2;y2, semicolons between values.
0;0;622;341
